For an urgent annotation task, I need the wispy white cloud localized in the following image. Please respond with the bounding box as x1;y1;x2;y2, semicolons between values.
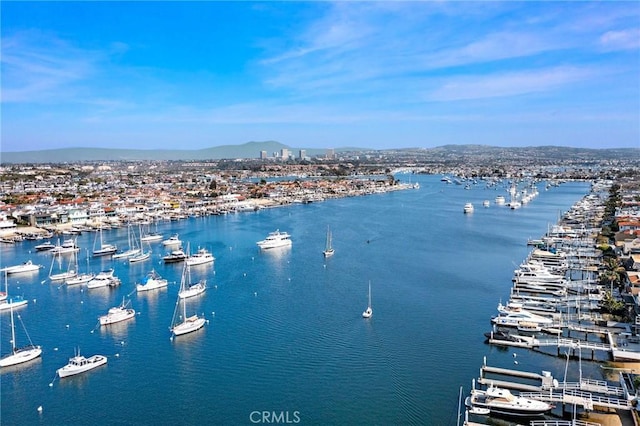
1;30;99;103
427;66;598;102
263;2;640;102
599;28;640;51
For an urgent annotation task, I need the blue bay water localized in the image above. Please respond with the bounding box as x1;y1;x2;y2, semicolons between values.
0;175;592;425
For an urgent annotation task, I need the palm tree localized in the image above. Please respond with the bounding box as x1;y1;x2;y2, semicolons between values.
599;257;627;294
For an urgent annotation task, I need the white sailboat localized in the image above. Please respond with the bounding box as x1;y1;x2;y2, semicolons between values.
0;271;28;311
362;282;372;318
92;221;117;257
129;227;151;263
0;302;42;367
323;226;334;258
171;263;206;336
65;249;95;286
178;262;206;299
49;248;77;281
140;221;163;242
113;224;141;259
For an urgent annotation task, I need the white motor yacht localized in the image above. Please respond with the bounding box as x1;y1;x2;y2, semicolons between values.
465;384;552;417
57;351;107;378
86;269;116;289
256;230;292;249
1;260;42;275
99;298;135;326
136;270;168;292
186;248;215;266
162;234;182;246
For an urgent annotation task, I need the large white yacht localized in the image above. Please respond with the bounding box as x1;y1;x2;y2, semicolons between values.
466;383;553;417
86;269;117;289
1;260;41;275
491;302;553;328
256;230;292;249
186;248;215;266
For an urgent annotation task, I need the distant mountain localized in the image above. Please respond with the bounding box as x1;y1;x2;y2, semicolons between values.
1;142;637;164
0;141;332;164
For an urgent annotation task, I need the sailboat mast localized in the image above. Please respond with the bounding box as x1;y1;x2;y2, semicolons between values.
368;282;372;308
9;302;16;352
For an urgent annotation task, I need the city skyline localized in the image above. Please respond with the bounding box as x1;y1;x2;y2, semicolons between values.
2;1;639;153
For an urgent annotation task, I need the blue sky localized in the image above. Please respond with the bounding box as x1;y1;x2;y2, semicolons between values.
2;1;639;152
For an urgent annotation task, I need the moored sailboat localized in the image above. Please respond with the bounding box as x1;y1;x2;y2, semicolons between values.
178;262;206;299
92;222;117;257
171;262;206;336
0;302;42;367
0;271;28;311
49;248;77;282
323;225;334;257
362;281;372;318
65;249;95;286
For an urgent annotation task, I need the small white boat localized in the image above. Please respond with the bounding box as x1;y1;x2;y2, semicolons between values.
0;302;42;367
136;270;168;292
362;282;372;318
140;232;163;242
0;271;28;311
34;241;55;251
186;247;214;266
323;226;334;258
482;200;490;208
49;238;80;254
163;248;187;263
56;350;107;378
86;269;116;289
257;230;292;249
99;298;135;326
162;234;182;246
1;260;41;275
495;195;506;205
463;203;474;214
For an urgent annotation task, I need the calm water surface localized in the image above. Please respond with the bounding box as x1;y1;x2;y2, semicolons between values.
0;175;593;425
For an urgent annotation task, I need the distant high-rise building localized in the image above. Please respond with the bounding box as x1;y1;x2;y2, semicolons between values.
260;150;268;159
299;149;306;160
326;148;335;159
281;148;289;161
